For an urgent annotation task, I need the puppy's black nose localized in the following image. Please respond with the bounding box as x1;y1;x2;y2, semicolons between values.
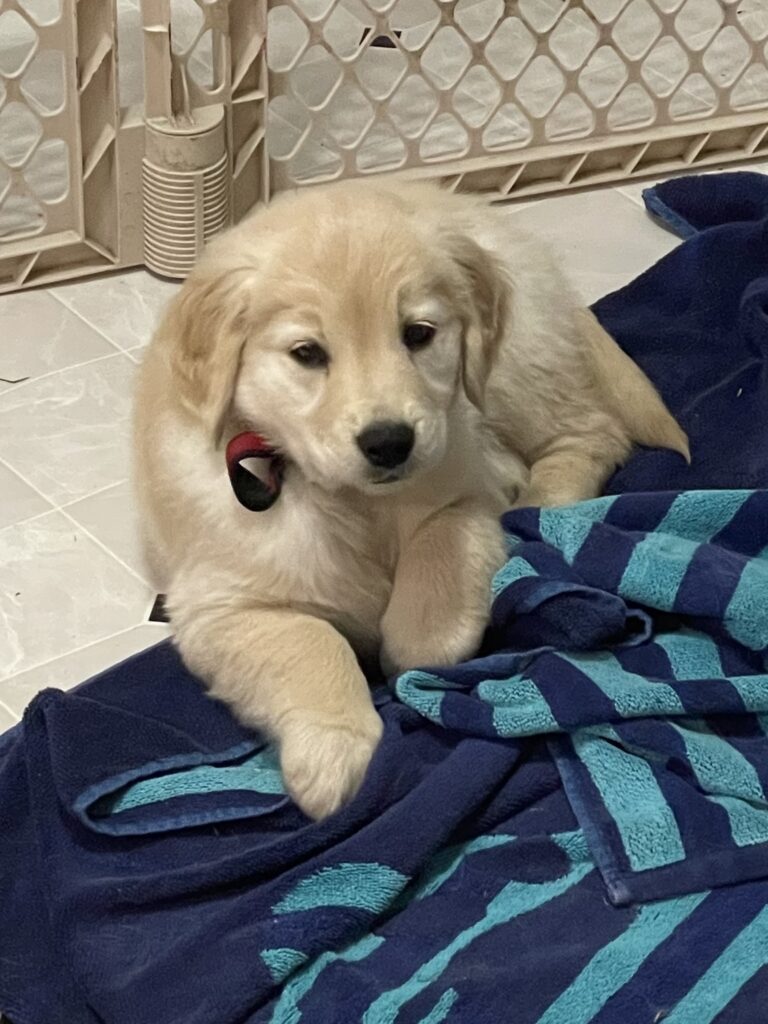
357;421;415;469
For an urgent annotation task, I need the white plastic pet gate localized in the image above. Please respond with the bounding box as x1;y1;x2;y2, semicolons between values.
0;0;767;292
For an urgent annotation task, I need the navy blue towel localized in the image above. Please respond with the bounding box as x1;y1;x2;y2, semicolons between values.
2;171;768;1024
602;170;768;494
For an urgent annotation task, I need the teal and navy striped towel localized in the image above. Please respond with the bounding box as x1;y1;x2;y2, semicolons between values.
6;490;768;1023
397;490;768;905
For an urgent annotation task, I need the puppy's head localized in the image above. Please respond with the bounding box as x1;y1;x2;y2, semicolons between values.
162;182;508;494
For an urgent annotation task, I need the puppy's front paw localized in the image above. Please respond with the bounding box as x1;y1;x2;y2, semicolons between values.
279;711;383;820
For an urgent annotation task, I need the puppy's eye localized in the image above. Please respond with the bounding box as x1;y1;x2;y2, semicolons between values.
403;321;436;351
290;342;329;369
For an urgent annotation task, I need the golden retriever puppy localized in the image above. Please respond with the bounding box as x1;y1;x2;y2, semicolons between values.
134;180;687;819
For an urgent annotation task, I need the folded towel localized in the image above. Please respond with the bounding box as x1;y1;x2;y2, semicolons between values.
398;489;768;905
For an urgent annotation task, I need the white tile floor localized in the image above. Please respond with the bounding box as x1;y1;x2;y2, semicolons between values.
1;164;766;724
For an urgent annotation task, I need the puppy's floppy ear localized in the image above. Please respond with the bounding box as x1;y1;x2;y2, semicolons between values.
446;233;510;410
159;265;252;445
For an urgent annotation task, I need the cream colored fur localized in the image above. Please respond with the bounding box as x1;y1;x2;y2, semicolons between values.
134;180;687;819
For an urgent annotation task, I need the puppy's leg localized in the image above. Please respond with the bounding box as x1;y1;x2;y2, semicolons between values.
381;502;505;673
171;601;382;819
518;423;638;507
523;452;613;507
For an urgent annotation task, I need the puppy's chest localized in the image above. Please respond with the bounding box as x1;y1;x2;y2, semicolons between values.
248;497;397;632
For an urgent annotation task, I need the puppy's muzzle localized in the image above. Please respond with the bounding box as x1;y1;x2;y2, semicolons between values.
356;421;415;470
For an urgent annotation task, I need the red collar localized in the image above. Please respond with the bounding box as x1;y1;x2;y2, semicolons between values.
226;432;284;511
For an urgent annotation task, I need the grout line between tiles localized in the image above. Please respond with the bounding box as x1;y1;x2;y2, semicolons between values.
0;348;131;399
50;275;175;355
59;478;130;510
47;288;130;355
1;619;170;692
0;502;58;533
58;506;152;587
605;186;652;215
615;186;647;208
0;455;152;587
0;456;56;524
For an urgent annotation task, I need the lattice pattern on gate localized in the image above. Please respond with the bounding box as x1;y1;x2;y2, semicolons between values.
0;0;143;292
265;0;768;197
1;0;767;292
